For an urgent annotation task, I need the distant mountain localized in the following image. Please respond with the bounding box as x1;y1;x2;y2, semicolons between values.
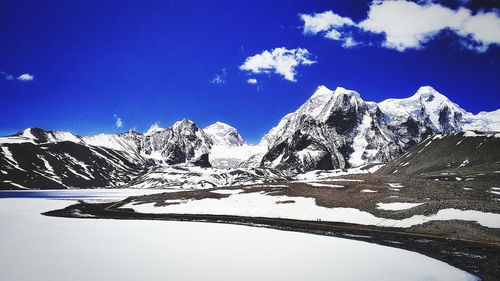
0;85;498;189
0;119;276;189
0;140;152;189
14;127;83;144
257;85;499;173
82;119;213;165
203;122;244;147
202;122;267;169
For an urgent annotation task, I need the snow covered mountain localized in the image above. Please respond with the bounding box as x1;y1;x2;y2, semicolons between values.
202;122;267;169
82;119;213;166
258;86;400;172
379;87;500;133
203;122;244;147
0;120;275;189
0;84;498;189
12;127;83;144
146;118;213;165
0;119;213;189
257;85;499;172
378;86;466;133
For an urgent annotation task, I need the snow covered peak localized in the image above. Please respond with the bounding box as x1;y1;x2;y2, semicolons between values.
311;85;334;97
463;109;500;132
16;127;82;144
302;86;364;120
19;128;38;139
260;85;368;153
212;121;231;128
172;118;196;129
410;86;456;107
309;85;360;100
145;122;164;135
203;122;245;147
379;86;466;133
333;86;360;97
413;85;439;98
332;87;364;107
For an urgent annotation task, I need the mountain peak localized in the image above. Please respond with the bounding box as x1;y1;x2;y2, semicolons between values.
379;85;467;133
311;85;333;97
334;86;354;94
16;127;46;138
416;85;437;93
310;85;360;99
332;86;362;102
310;85;362;101
14;127;82;144
211;121;233;128
411;86;446;101
204;121;245;147
172;118;196;129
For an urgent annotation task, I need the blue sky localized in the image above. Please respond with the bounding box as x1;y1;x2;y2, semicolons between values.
1;0;499;143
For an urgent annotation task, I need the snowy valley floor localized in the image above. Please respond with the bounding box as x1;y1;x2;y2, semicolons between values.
0;197;482;281
42;173;500;280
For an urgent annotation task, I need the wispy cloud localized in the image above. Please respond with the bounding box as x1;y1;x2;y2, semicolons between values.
342;37;358;48
239;47;316;82
1;71;34;82
146;121;164;135
114;114;123;128
210;68;227;84
247;78;258;84
300;1;500;52
301;11;355;35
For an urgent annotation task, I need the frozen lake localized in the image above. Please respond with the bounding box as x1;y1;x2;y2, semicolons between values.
0;191;479;281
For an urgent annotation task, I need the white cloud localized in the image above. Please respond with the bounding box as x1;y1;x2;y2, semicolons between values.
358;0;500;51
17;73;34;81
342;37;358;48
300;1;500;52
300;11;355;34
239;47;316;82
1;71;33;81
210;68;227;84
300;11;358;48
247;78;258;84
325;29;342;40
114;114;123;128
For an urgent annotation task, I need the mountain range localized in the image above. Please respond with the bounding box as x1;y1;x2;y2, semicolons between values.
1;85;498;189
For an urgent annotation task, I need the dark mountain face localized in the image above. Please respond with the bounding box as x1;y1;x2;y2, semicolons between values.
0;141;151;189
263;130;338;172
376;131;500;178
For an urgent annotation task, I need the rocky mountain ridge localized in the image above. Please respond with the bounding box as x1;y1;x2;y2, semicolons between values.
257;85;499;172
1;85;498;189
